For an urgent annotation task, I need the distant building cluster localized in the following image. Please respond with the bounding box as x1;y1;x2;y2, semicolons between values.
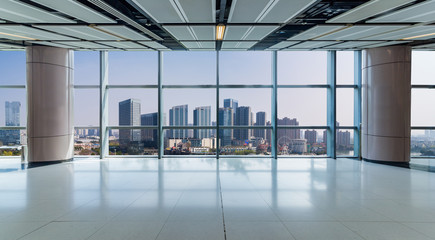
0;101;21;146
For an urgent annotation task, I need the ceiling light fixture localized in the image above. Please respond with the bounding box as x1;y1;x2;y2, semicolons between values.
216;24;225;40
401;32;435;40
0;31;37;40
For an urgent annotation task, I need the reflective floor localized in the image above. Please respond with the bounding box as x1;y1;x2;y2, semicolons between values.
1;158;435;240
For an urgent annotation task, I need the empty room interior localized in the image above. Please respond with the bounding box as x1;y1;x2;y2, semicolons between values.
2;0;435;239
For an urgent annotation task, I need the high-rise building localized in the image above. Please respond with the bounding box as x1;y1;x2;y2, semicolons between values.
304;130;317;144
224;98;238;126
0;101;21;145
277;117;300;146
254;112;266;139
141;112;158;142
235;106;251;141
337;130;351;147
193;106;211;139
119;99;141;145
218;107;233;146
266;121;271;144
169;104;188;138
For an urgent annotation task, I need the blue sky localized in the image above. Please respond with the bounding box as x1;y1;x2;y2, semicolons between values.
0;50;434;130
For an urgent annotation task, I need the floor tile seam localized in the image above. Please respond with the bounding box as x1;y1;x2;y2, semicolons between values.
15;221;53;240
338;221;371;240
84;220;120;240
397;221;435;240
107;189;152;222
217;167;228;240
52;198;98;222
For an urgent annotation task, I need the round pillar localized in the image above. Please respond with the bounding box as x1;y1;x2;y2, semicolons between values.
362;45;411;163
27;46;74;163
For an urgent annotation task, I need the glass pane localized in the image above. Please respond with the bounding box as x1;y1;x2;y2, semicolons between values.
337;51;354;85
0;89;26;127
163;128;216;155
220;128;271;156
74;128;100;156
74;51;99;85
109;128;158;155
220;51;271;84
277;128;327;156
163;89;216;126
336;129;355;156
278;88;326;126
163;51;216;85
108;89;158;126
0;51;26;85
411;130;435;157
411;89;435;126
337;88;354;126
412;51;435;85
278;51;327;85
74;89;99;126
0;129;26;151
109;51;157;85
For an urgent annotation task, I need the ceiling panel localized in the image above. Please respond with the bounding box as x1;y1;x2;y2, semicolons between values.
322;41;384;49
224;26;251;40
28;41;74;48
369;0;435;23
0;42;24;49
288;41;340;49
30;0;116;23
362;26;435;40
139;41;168;49
228;0;270;23
164;26;214;41
131;0;215;23
37;25;120;40
190;26;215;40
259;0;317;23
288;25;346;41
163;26;195;40
96;41;145;49
413;43;435;49
363;41;411;48
327;0;414;23
181;41;215;49
243;26;278;41
221;41;257;49
0;25;76;41
316;25;409;41
54;41;111;49
0;0;75;23
268;41;300;49
96;26;150;40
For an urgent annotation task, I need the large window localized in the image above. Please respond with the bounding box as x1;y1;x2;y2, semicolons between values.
410;51;435;159
0;51;26;156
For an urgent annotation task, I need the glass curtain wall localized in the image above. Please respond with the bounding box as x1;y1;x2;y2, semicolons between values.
0;51;26;156
410;51;435;163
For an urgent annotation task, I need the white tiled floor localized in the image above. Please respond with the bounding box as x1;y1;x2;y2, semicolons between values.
1;158;435;240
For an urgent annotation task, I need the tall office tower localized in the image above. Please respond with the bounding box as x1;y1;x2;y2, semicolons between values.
235;106;251;141
141;112;158;142
266;121;271;144
323;130;327;144
223;98;238;113
337;130;351;147
218;107;233;146
193;106;211;139
1;101;21;145
169;104;188;138
211;121;217;137
254;112;266;139
304;130;317;144
277;117;300;146
119;99;141;145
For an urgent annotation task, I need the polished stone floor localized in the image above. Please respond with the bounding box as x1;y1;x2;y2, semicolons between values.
1;157;435;240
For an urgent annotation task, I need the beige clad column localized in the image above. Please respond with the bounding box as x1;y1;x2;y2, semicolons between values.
362;45;411;163
27;46;74;163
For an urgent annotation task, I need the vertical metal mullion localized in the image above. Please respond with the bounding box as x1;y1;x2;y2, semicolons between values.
216;51;220;159
327;51;337;159
99;51;109;159
354;50;362;158
271;51;278;159
158;51;164;159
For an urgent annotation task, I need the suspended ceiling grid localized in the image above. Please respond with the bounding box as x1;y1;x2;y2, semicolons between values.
0;0;434;51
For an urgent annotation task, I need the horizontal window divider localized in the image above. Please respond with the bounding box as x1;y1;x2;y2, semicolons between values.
218;84;273;88
336;85;358;88
0;126;26;130
411;85;435;88
74;126;99;129
218;126;272;129
277;126;328;129
411;126;435;130
277;84;329;88
0;85;26;88
108;126;158;129
278;155;328;158
74;85;99;89
162;126;215;129
162;85;217;88
336;126;358;129
107;85;158;89
105;155;158;158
